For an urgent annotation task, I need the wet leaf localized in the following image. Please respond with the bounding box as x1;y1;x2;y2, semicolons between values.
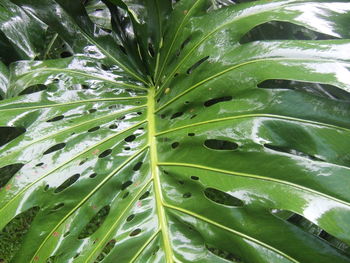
1;0;350;262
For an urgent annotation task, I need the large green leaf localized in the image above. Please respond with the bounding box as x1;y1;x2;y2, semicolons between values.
1;0;350;262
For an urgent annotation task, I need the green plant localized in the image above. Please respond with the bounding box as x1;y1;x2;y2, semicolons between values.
0;0;350;262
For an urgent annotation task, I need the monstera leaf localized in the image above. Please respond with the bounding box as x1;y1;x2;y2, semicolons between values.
1;0;350;262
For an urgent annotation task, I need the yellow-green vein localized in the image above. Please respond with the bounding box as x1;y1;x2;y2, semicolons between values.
129;229;161;263
147;87;173;262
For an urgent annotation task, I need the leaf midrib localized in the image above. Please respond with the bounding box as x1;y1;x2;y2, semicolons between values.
147;86;174;262
28;86;174;263
30;86;176;262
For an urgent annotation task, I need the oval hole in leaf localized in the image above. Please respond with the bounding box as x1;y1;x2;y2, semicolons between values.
0;127;26;147
180;36;191;50
129;228;141;237
54;173;80;193
98;149;112;158
176;36;191;56
258;79;350;101
204;188;244;207
89;173;97;178
0;163;24;188
79;159;87;166
88;126;100;132
204;139;238;151
121;181;133;191
133;162;143;171
123;192;129;199
78;205;110;239
186;56;209;74
204;96;232;107
170;112;183;119
124;135;136;142
139;191;150;200
95;239;116;262
240;21;338;44
183;192;192;198
126;214;135;222
171;142;179;149
43;143;66;155
47;115;64;122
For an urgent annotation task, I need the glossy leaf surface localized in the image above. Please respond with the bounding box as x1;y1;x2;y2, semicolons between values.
0;0;350;262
